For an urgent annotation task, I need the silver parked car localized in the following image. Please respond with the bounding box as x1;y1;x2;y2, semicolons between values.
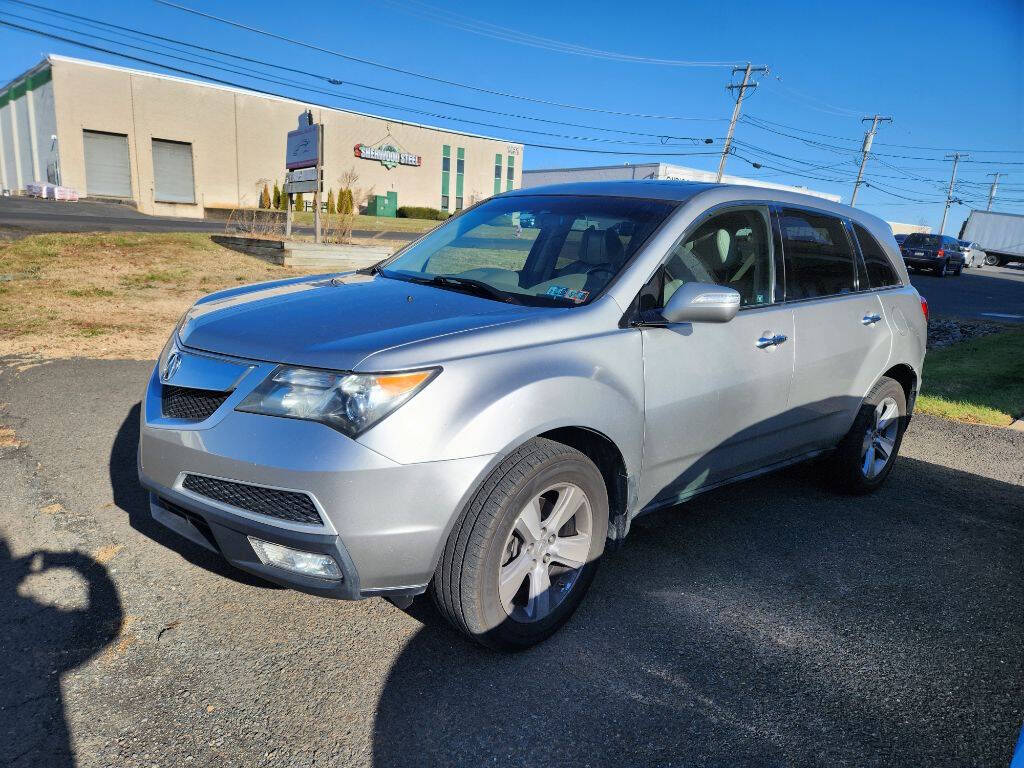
138;181;928;649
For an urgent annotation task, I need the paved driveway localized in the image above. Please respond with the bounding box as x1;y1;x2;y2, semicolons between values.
1;358;1022;768
908;263;1024;322
0;196;419;243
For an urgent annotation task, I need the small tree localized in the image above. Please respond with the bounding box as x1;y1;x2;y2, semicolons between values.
272;181;281;210
327;188;336;215
294;192;305;212
260;183;271;209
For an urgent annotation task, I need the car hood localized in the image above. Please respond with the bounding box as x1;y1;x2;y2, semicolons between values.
178;273;539;371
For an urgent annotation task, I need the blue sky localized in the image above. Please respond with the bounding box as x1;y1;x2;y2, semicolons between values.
1;0;1021;232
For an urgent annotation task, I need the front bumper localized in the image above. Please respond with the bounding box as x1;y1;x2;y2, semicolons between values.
903;257;943;270
139;358;494;598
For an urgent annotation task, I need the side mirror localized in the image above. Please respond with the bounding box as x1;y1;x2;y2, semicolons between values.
661;282;741;324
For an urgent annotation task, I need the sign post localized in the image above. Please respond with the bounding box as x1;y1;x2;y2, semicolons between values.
284;110;323;242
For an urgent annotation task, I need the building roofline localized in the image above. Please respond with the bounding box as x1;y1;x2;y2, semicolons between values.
523;163;662;173
0;56;53;92
27;54;520;146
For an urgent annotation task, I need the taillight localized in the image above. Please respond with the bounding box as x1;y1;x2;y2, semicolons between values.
937;249;945;258
920;295;929;322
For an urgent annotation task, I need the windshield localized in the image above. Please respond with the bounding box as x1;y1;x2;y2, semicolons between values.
378;195;676;305
903;233;942;248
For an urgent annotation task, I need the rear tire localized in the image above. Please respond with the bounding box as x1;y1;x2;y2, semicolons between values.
432;438;609;650
936;260;948;277
955;262;964;276
829;376;907;494
984;252;1002;267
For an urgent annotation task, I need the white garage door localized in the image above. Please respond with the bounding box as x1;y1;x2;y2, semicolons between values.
152;139;195;204
83;130;131;198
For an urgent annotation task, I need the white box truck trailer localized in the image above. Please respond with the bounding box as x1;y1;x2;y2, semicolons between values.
961;210;1024;267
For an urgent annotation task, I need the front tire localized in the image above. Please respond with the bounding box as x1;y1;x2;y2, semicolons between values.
432;438;609;650
829;376;907;494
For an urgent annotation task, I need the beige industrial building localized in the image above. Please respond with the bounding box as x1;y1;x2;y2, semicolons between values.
0;55;523;216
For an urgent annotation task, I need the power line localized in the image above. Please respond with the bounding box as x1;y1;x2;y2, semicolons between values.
152;0;730;122
0;0;720;143
0;18;729;160
745;113;1024;154
379;0;742;67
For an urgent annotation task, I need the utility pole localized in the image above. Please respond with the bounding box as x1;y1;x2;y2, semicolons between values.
850;114;892;206
939;152;969;235
986;172;1003;211
716;63;769;183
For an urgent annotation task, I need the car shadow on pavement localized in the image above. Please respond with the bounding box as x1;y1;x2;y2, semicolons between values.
0;538;122;768
372;456;1024;768
109;403;278;589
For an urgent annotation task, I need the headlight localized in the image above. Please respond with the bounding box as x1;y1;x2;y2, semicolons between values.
236;366;439;436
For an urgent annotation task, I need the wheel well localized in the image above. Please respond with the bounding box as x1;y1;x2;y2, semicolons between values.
882;364;918;413
538;427;628;538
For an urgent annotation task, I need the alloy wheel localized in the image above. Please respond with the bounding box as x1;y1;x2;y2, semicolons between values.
861;396;899;479
498;483;593;623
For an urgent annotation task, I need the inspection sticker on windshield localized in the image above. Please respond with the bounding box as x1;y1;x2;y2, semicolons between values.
546;286;589;303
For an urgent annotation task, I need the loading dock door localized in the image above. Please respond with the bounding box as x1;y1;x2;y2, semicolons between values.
83;130;131;198
152;139;195;204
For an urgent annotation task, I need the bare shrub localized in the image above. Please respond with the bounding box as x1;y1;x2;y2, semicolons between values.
325;167;373;244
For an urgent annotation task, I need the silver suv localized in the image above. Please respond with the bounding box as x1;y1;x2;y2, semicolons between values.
138;181;927;649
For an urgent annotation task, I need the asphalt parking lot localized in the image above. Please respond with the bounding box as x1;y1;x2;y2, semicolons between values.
907;263;1024;323
1;357;1021;768
0;196;420;243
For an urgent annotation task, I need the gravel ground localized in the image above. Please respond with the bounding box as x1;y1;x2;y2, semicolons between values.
1;358;1022;768
926;317;1010;349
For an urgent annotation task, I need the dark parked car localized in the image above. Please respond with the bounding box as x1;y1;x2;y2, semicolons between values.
901;233;966;277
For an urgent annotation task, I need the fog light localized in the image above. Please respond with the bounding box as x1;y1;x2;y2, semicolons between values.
248;537;343;580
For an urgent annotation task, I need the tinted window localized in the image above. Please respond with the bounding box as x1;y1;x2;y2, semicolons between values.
853;223;900;288
781;209;856;299
661;208;773;307
903;233;941;248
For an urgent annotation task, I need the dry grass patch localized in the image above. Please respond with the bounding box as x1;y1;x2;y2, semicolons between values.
0;232;321;360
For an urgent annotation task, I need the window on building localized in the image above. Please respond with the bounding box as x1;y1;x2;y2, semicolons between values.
441;194;450;210
152;139;195;204
506;155;515;191
442;155;450;172
660;208;773;308
494;153;503;195
780;209;856;299
455;197;463;210
456;156;464;174
853;223;900;288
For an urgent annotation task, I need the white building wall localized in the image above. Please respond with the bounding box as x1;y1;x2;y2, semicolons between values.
523;162;842;203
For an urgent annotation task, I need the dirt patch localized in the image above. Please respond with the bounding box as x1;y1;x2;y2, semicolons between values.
0;232;326;360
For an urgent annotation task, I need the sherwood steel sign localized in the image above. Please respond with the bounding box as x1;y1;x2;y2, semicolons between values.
354;143;422;170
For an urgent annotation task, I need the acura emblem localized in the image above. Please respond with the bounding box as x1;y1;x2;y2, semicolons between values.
163;352;181;382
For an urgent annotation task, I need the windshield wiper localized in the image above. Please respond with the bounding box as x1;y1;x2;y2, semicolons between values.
426;275;518;303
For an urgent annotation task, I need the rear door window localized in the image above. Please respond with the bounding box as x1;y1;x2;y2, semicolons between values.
780;209;856;299
853;223;901;288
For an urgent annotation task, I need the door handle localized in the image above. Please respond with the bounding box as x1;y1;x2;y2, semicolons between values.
756;333;788;349
862;313;882;325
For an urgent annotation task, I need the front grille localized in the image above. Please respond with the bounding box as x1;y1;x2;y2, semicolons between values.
161;385;230;421
182;474;323;526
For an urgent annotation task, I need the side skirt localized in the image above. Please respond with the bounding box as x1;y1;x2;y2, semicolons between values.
636;448;831;518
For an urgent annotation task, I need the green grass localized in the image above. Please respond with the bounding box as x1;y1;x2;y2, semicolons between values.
67;286;115;298
917;329;1024;426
